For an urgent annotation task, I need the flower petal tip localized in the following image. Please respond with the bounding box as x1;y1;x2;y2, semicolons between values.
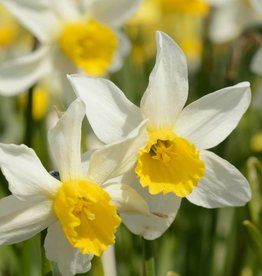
236;81;250;88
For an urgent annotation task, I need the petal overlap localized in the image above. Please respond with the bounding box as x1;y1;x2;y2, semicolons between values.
120;172;181;240
68;74;142;144
44;222;93;276
0;143;60;199
48;99;85;181
0;46;52;96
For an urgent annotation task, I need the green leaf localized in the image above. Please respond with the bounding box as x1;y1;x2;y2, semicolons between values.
246;157;262;225
243;220;262;269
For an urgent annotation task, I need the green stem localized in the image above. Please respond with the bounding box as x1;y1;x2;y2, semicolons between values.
142;239;156;276
40;230;53;276
24;37;38;147
90;257;104;276
24;85;34;147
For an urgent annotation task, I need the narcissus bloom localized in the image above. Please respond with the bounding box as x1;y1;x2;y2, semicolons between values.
0;0;141;96
0;99;149;275
69;31;252;239
250;0;262;76
206;0;261;43
249;0;262;108
0;3;33;62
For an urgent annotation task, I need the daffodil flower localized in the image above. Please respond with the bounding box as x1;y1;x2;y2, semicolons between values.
68;31;252;239
250;0;262;76
249;0;262;108
251;0;262;13
206;0;261;43
0;0;141;96
0;99;149;275
0;2;33;64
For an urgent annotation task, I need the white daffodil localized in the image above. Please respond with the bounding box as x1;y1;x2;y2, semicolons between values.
0;3;33;63
68;31;252;240
0;0;141;96
0;99;150;275
250;45;262;109
249;0;262;108
251;0;262;13
206;0;261;43
250;0;262;76
250;48;262;108
251;47;262;76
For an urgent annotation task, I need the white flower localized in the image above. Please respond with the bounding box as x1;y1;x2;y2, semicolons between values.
248;0;262;108
250;46;262;109
250;0;262;14
0;3;33;63
0;0;141;96
68;31;252;240
250;0;262;76
206;0;261;43
0;99;150;275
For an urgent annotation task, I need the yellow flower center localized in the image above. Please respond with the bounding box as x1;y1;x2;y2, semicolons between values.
135;129;205;197
59;20;118;76
53;179;121;256
160;0;210;15
0;4;17;47
0;23;16;47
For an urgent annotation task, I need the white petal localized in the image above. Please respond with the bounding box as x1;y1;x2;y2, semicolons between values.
0;195;55;245
251;47;262;75
207;1;245;43
140;31;188;130
68;74;142;144
1;0;60;43
51;0;80;21
104;183;150;216
0;46;52;96
175;82;251;150
48;99;85;182
0;143;60;199
252;83;262;110
187;150;251;208
81;150;95;177
204;0;232;6
51;50;78;105
86;131;105;150
251;0;262;14
108;31;131;73
45;222;93;276
120;172;181;240
87;120;148;184
86;0;141;27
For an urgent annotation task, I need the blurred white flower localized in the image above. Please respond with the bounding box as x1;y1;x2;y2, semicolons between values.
0;3;33;62
206;0;261;43
0;0;141;96
0;99;149;275
69;31;252;239
250;0;262;75
251;0;262;14
249;0;262;108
